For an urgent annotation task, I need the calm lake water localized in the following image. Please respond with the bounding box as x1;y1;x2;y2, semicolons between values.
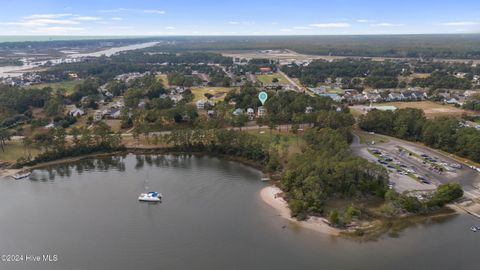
0;154;478;270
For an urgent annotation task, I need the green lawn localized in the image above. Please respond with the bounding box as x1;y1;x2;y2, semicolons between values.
27;80;84;95
256;73;290;85
0;141;40;162
191;87;231;102
156;74;169;87
247;129;305;156
357;131;389;145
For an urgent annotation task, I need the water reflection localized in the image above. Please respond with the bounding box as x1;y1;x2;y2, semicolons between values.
1;154;478;270
30;155;128;181
26;154;461;242
29;154;206;182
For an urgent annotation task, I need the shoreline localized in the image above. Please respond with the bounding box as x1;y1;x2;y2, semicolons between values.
260;185;341;236
1;149;472;239
0;148;268;178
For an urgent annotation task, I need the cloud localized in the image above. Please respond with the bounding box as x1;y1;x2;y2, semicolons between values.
111;17;123;21
107;26;134;30
165;26;175;30
24;13;72;19
227;21;255;26
293;26;311;30
0;21;45;27
32;26;85;34
97;8;128;13
309;23;351;28
370;23;404;27
441;21;480;26
0;13;109;33
98;8;165;15
357;19;374;23
73;16;102;21
29;19;80;25
143;9;165;15
0;18;80;27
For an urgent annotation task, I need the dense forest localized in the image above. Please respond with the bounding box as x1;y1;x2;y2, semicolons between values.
281;59;408;87
4;35;480;60
40;51;232;82
151;35;480;60
281;58;478;89
282;127;389;220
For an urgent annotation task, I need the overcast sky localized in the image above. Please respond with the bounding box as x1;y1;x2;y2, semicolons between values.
0;0;479;36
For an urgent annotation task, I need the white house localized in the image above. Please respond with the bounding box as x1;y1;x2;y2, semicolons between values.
196;100;206;110
257;106;267;117
45;123;55;129
233;108;244;116
69;107;85;117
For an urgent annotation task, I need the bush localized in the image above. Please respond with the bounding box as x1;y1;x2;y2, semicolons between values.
427;182;463;207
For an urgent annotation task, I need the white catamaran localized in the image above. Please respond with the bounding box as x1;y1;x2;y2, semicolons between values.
138;172;162;202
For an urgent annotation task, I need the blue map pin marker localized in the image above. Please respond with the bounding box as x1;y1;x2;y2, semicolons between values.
258;91;268;105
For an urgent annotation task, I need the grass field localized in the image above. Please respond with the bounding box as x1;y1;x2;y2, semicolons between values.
156;74;169;87
247;128;305;156
27;80;84;95
104;120;122;132
255;73;290;85
356;131;389;145
191;87;231;102
0;142;40;162
376;101;473;118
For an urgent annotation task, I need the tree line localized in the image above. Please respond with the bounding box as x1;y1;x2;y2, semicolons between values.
15;122;124;168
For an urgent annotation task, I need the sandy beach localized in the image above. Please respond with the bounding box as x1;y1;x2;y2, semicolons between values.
260;185;341;236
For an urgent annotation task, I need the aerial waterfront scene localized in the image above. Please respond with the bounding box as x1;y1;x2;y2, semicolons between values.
1;1;480;269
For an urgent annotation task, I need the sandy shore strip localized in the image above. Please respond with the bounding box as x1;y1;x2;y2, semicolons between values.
260;185;341;236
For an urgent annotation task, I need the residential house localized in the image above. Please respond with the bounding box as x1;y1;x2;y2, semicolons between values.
305;106;313;114
387;92;404;102
111;109;122;119
196;100;206;110
233;108;244;116
446;98;460;105
138;99;147;108
401;91;415;100
257;106;267;117
94;110;103;122
344;93;365;104
207;110;216;118
364;92;384;103
69;107;85;117
318;93;343;102
45;123;55;129
68;73;79;80
246;108;255;119
464;90;478;97
411;91;427;100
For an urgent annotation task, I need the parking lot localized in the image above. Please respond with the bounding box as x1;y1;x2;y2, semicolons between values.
352;132;480;199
